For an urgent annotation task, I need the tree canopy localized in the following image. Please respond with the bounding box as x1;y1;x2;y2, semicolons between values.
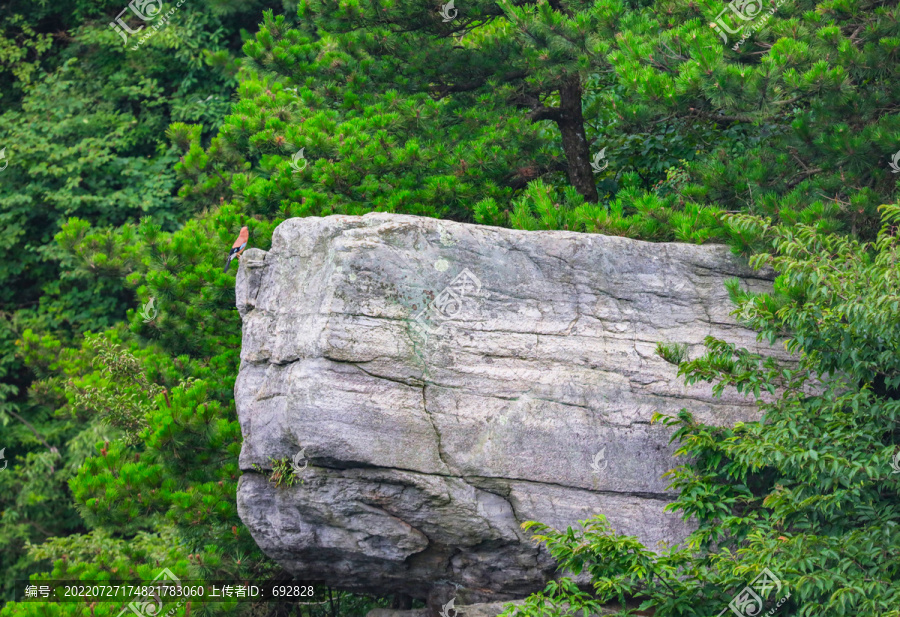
1;0;898;616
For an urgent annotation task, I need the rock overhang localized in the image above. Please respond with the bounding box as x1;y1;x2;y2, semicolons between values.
234;213;785;604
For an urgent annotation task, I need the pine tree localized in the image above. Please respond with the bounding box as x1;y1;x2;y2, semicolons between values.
605;0;900;241
295;0;614;202
0;0;293;605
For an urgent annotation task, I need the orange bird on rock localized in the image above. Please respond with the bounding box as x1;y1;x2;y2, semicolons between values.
223;226;249;272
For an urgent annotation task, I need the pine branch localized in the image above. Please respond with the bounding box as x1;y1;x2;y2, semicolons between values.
785;166;823;189
529;107;562;121
6;409;59;456
686;108;754;123
431;69;528;97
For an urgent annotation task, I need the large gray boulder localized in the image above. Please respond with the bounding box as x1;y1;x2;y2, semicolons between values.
234;213;780;606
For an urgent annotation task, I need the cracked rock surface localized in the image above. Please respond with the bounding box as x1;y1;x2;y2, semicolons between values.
235;213;785;602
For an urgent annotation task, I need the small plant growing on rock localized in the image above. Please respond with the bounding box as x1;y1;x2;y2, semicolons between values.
255;457;300;488
655;341;688;365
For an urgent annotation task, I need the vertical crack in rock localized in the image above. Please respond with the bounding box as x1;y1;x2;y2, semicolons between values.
421;383;453;476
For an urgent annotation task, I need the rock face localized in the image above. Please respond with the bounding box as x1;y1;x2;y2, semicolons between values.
235;213;779;606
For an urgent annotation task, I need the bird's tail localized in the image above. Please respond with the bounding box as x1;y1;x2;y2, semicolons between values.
223;256;232;273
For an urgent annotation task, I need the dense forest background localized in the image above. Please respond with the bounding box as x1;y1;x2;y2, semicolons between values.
0;0;899;616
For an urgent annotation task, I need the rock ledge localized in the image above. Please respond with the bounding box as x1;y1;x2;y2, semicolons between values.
235;213;781;605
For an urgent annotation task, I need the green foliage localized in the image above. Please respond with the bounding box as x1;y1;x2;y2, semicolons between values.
0;0;298;606
174;9;558;222
476;176;726;243
613;0;900;241
177;0;900;248
506;206;900;616
256;457;302;489
5;324;264;617
67;336;170;446
655;342;688;366
0;14;53;95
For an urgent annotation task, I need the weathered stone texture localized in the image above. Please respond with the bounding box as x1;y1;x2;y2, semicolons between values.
235;213;782;603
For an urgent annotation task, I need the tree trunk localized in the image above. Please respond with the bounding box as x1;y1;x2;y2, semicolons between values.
557;74;598;203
